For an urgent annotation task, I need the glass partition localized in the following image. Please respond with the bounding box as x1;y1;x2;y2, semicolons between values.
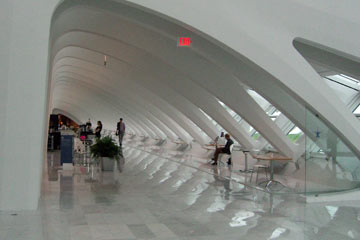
305;108;360;193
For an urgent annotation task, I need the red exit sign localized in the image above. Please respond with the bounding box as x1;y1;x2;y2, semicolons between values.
178;37;192;47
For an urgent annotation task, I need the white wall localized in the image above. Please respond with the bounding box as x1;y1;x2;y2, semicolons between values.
0;0;12;186
0;0;59;210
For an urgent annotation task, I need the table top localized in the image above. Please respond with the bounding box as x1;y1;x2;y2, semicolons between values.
205;143;225;146
202;146;214;150
252;153;292;161
240;149;250;152
203;144;224;148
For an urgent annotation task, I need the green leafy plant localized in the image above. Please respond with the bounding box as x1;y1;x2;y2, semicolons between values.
90;136;120;160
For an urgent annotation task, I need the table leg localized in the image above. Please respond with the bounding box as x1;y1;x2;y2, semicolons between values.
270;160;274;181
265;160;286;190
255;157;289;191
264;161;274;189
84;144;87;166
245;153;248;171
239;151;253;173
256;160;278;189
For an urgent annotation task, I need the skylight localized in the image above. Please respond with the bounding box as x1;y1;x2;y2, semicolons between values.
353;104;360;115
339;74;360;84
287;127;303;143
325;74;359;91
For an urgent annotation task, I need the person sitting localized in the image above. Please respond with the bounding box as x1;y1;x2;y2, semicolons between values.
211;133;234;165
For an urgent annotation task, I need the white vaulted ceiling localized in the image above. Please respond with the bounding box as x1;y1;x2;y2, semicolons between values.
49;0;360;158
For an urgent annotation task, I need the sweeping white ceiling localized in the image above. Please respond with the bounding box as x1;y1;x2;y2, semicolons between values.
49;0;360;158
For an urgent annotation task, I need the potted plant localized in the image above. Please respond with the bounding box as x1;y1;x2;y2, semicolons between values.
90;136;120;171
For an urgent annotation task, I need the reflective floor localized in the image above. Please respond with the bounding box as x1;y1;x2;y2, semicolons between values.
0;146;359;240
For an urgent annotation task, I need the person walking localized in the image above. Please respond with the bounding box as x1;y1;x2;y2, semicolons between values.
116;118;125;146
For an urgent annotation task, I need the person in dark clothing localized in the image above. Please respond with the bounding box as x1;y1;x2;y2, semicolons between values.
95;121;102;139
211;133;234;165
116;118;126;146
86;118;92;128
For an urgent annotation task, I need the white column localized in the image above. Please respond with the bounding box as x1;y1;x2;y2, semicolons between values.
0;0;59;210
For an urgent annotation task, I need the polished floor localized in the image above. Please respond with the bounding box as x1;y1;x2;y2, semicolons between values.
0;146;359;240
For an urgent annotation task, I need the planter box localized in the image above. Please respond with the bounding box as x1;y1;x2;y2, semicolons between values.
101;157;115;171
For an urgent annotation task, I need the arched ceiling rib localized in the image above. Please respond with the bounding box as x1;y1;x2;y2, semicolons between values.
54;48;211;143
52;108;83;125
53;64;179;140
50;7;293;149
53;48;219;142
55;65;200;144
52;78;153;136
293;38;360;80
53;79;163;139
53;58;197;143
51;29;291;153
49;0;360;158
49;4;300;153
55;45;252;148
54;67;176;141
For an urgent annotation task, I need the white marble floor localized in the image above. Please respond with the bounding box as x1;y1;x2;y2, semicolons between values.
0;146;359;240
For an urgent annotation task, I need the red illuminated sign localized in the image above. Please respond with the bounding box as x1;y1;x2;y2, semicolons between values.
178;37;192;47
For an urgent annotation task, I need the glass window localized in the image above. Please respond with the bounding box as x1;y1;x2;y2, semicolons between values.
353;104;360;115
251;131;261;140
287;127;302;143
269;109;281;121
325;74;359;91
339;74;360;84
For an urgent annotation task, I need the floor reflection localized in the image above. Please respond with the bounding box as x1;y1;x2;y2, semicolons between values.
60;174;74;210
1;146;359;240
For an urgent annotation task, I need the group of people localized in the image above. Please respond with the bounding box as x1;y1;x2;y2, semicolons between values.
86;118;126;146
87;117;233;161
85;119;103;139
85;119;104;139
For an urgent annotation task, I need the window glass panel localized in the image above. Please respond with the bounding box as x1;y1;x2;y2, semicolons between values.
252;131;261;140
324;75;358;104
287;127;303;143
270;110;281;117
353;104;360;115
340;74;359;83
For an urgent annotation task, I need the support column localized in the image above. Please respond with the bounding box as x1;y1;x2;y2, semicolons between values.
0;0;59;210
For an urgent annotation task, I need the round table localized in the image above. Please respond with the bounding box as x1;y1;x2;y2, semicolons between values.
252;153;292;190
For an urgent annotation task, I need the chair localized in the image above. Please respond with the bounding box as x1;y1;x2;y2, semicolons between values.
250;163;269;183
218;144;234;166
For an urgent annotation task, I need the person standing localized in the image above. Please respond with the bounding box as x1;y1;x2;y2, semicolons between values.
86;118;92;128
116;118;125;146
95;121;102;139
